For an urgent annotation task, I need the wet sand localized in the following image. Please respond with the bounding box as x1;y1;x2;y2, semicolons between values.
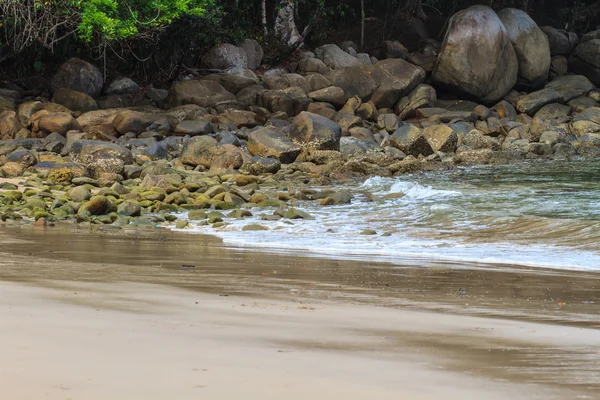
0;225;599;399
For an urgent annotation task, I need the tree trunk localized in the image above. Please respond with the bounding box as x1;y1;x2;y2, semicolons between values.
274;0;303;48
360;0;365;51
261;0;268;36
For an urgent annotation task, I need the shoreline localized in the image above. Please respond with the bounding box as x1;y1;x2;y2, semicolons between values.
1;225;599;398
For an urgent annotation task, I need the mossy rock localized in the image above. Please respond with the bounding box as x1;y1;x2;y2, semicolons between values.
212;222;226;228
163;214;178;222
0;183;18;190
360;229;377;235
4;191;22;201
138;200;154;208
157;203;179;212
23;189;38;197
34;211;49;221
257;199;283;208
283;208;314;220
80;195;110;215
188;210;207;220
242;224;270;231
51;208;69;219
117;201;142;217
228;209;252;219
207;211;224;224
26;196;47;210
142;191;166;201
175;220;189;229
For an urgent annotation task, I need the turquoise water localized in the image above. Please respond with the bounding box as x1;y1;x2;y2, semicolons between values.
176;160;600;271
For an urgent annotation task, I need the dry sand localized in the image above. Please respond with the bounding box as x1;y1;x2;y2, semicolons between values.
0;225;599;399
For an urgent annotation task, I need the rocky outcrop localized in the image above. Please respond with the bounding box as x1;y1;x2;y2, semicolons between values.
432;5;518;104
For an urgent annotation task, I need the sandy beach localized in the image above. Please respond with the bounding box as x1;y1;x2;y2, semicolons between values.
0;225;599;399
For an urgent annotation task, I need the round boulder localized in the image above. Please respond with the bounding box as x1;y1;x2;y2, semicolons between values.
497;8;551;89
432;5;518;104
50;58;104;98
202;44;248;70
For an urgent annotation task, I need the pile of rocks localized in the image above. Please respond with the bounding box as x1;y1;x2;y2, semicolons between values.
1;6;600;227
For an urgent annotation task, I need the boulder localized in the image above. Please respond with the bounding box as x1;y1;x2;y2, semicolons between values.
205;69;259;95
238;39;264;70
515;75;594;114
166;80;236;108
370;59;425;109
240;156;282;175
497;8;551;89
298;58;331;75
307;87;348;108
51;88;98;112
174;119;213;136
570;39;600;85
423;125;458;152
237;84;266;108
247;126;302;163
180;136;226;167
290;111;342;151
50;58;104;98
258;88;310;117
202;43;248;70
549;56;569;79
395;84;437;119
390;124;434;157
69;140;133;165
432;5;518;104
315;44;362;69
38;112;81;135
327;65;379;100
112;110;169;135
540;26;578;56
104;77;140;95
306;74;332;92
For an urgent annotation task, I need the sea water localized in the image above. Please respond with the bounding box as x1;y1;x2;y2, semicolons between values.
172;160;600;271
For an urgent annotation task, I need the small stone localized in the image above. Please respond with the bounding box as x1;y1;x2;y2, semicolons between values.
242;224;270;231
175;220;189;229
360;229;377;235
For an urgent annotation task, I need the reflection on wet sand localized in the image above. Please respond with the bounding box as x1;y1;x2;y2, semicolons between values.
0;224;599;399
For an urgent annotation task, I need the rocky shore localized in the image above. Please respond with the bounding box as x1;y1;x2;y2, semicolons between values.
2;5;600;229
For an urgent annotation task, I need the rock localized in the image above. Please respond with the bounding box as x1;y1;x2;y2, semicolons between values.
307;102;337;120
112;110;170;135
81;195;110;216
432;5;518;104
202;43;248;69
51;58;103;98
516;75;594;114
492;100;518;121
0;112;22;138
104;77;140;95
51;88;98;112
307;87;348;108
327;65;379;100
298;58;331;75
174;119;213;136
180;136;226;167
315;44;362;69
306;74;332;92
258;88;310;117
569;96;597;112
540;26;578;56
377;114;401;132
238;39;263;70
549;56;569;79
370;59;426;109
69;140;133;165
348;127;375;142
534;103;571;120
394;84;437;119
423;125;458;152
210;150;243;171
340;137;380;157
240;156;282;175
570;39;600;85
69;186;92;202
390;124;434;157
462;129;501;150
166;80;236;108
247;126;302;163
205;69;259;95
237;84;266;108
497;8;550;89
290;111;342;151
38;112;81;135
382;40;408;59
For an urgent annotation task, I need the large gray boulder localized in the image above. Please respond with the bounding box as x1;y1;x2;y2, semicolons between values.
202;44;248;70
515;74;594;114
238;39;264;70
390;124;434;157
315;44;362;69
50;58;104;98
432;5;518;104
327;66;379;100
497;8;551;89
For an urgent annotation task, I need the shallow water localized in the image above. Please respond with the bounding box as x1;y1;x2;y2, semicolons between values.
175;160;600;271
